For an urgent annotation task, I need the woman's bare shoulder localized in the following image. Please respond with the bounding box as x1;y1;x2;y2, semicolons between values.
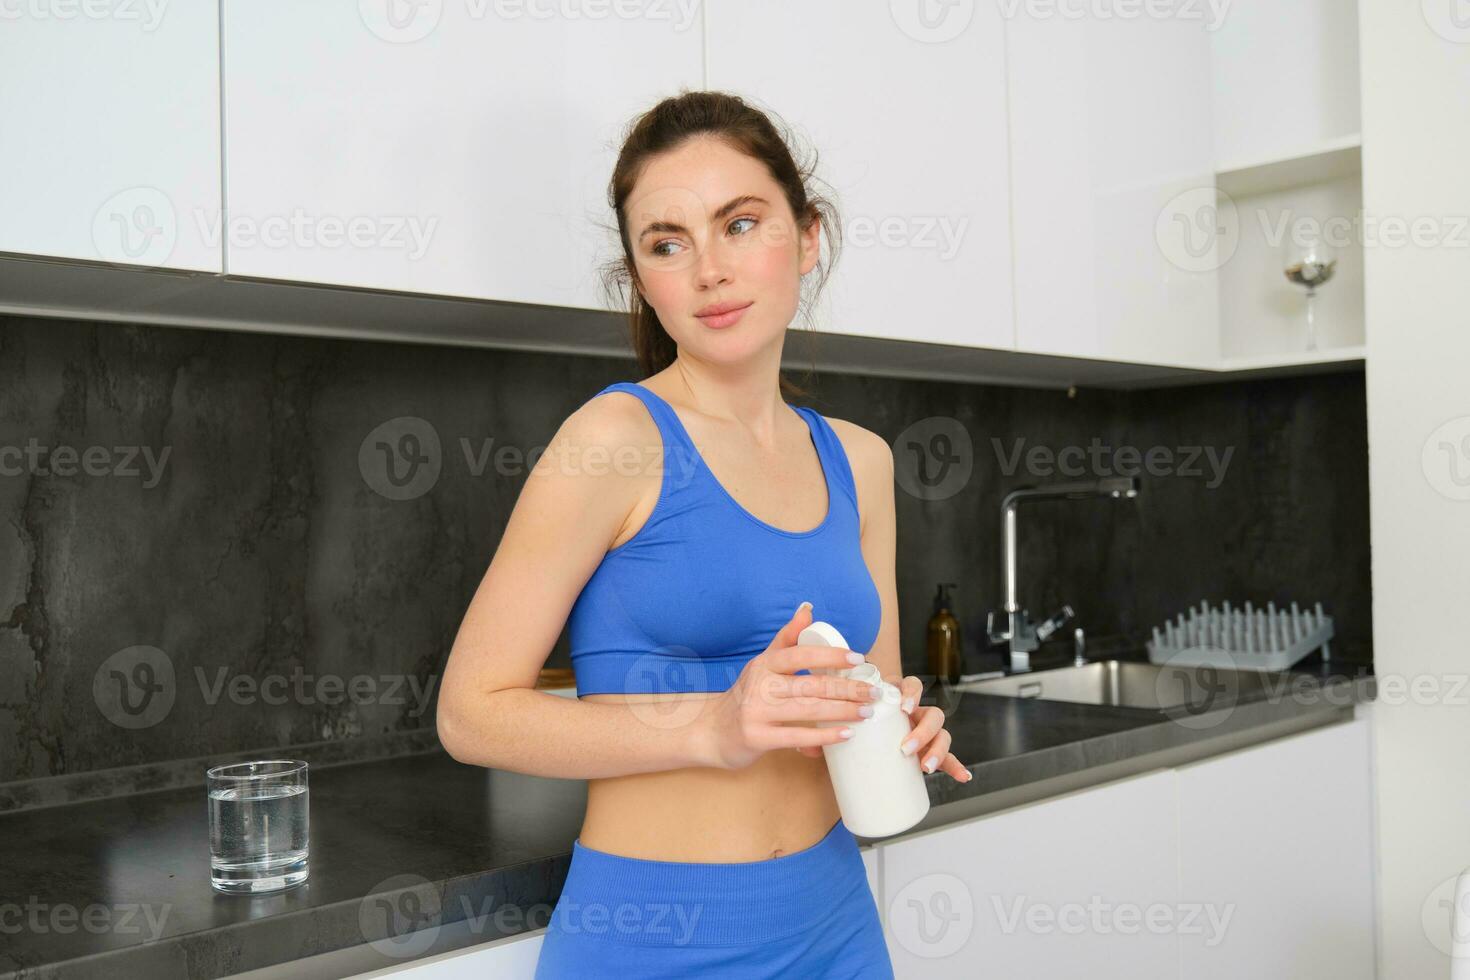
554;386;662;460
819;416;894;535
822;415;893;480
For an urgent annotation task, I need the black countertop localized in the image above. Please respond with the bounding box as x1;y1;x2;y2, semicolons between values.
0;656;1375;979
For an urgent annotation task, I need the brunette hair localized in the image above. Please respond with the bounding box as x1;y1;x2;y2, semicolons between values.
600;90;841;401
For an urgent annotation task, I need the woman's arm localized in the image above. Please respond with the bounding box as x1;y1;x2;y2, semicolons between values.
822;417;972;783
440;687;716;778
846;423;904;689
436;393;719;778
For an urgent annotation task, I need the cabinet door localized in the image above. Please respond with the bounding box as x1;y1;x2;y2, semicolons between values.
1209;0;1361;165
1008;5;1219;367
0;4;221;272
881;769;1181;978
706;1;1015;350
345;929;543;979
222;2;701;309
1176;718;1375;979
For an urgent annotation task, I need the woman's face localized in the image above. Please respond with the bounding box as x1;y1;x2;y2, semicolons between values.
624;135;820;362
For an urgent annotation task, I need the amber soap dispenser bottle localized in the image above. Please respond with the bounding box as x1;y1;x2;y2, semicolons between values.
926;582;962;684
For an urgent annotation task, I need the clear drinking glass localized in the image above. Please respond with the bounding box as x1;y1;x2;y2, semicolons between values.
207;760;310;894
1283;234;1337;352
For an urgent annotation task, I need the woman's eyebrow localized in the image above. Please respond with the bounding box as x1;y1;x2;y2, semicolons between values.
637;195;769;241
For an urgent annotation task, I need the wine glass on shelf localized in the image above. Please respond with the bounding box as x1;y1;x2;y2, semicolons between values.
1283;234;1336;352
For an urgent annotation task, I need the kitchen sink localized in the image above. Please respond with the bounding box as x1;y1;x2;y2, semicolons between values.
953;659;1271;711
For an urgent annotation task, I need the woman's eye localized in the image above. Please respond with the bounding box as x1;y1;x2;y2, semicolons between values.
649;218;754;257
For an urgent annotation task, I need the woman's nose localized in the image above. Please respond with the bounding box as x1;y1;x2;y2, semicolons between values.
693;240;732;287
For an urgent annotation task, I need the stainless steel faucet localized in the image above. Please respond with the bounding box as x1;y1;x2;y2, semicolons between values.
986;477;1140;673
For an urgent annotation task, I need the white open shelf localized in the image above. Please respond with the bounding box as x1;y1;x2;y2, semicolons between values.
1216;163;1366;365
1218;344;1366;373
1215;135;1362;198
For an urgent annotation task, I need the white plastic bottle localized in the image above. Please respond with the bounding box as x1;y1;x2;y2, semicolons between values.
798;621;931;838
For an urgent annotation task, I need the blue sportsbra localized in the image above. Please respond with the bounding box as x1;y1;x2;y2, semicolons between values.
565;381;883;697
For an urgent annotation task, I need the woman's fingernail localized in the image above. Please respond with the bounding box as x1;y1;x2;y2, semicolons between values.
838;727;853;739
901;739;918;755
846;651;864;664
963;768;974;781
858;704;874;718
924;756;938;773
797;601;812;614
901;697;914;713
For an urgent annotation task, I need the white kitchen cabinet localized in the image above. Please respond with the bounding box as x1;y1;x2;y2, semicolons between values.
880;769;1182;978
705;0;1015;350
874;714;1375;979
221;1;701;309
0;4;221;272
1175;716;1376;979
1209;0;1361;168
1007;6;1219;368
344;929;543;979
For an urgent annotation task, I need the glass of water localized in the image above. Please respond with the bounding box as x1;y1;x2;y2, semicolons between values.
207;760;310;894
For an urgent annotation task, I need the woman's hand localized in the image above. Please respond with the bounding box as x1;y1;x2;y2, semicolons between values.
894;674;972;782
698;602;885;771
787;647;973;785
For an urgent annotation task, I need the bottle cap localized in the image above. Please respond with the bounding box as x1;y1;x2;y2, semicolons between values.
800;621;854;678
798;621;850;650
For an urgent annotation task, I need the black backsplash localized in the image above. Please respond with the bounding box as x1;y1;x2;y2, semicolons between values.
0;316;1371;784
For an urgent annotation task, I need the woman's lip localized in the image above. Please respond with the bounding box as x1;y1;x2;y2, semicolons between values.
695;302;752;329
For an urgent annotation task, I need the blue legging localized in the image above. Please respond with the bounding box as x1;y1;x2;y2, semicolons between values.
534;817;895;978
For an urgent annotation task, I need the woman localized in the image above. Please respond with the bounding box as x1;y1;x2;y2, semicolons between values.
437;91;971;978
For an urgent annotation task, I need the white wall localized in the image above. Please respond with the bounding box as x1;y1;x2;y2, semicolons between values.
1359;4;1470;977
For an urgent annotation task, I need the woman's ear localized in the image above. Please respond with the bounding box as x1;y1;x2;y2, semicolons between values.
797;213;822;276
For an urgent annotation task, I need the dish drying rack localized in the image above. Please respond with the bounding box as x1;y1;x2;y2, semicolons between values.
1145;600;1334;672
